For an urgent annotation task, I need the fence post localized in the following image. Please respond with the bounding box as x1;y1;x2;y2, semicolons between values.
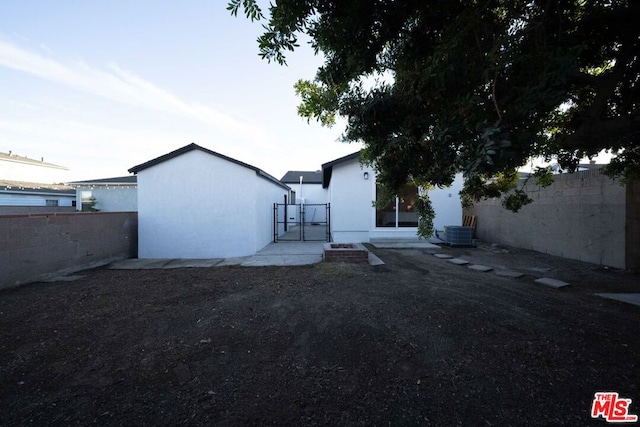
326;203;331;242
273;203;277;243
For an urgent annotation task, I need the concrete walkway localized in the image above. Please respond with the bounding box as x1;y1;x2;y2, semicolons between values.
108;241;390;269
109;242;325;269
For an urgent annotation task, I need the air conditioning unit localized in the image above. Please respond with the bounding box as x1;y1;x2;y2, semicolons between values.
443;226;474;246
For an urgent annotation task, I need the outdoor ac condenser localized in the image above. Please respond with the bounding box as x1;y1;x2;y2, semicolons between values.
444;226;474;246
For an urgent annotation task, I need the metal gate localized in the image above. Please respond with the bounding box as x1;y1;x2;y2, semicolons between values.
273;203;330;242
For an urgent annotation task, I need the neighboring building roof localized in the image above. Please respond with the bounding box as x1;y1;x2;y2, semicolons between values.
577;163;606;171
0;180;75;196
280;170;323;184
128;143;290;190
321;151;361;188
69;176;137;186
0;151;69;170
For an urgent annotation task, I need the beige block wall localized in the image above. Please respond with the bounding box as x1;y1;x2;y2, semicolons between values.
466;170;628;269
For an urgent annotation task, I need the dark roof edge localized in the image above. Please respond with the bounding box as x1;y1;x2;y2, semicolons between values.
69;176;137;185
0;187;75;196
280;170;323;184
320;151;361;169
321;151;361;188
128;143;289;190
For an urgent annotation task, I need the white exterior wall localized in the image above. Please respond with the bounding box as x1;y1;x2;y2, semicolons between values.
138;150;259;258
137;149;288;258
428;173;464;232
328;161;375;243
0;193;74;207
294;183;328;205
1;159;68;183
75;187;137;212
328;159;463;242
254;177;290;252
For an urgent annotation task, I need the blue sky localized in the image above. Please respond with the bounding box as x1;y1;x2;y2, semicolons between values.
0;1;359;181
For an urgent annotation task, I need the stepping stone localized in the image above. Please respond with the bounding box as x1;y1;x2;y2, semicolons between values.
433;253;453;259
43;275;85;283
534;277;570;289
468;264;493;272
495;270;525;278
595;293;640;308
448;258;469;265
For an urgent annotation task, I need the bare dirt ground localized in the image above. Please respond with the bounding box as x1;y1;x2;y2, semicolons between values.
1;243;639;426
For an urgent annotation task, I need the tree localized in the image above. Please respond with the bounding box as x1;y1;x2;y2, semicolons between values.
229;0;640;217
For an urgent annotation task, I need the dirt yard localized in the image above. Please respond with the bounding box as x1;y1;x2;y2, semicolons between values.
1;243;639;426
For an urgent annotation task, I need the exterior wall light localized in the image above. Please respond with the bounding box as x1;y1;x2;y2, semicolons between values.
363;172;369;180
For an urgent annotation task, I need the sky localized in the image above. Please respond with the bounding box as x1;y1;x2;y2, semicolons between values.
0;1;360;182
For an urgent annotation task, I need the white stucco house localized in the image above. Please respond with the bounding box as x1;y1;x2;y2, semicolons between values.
129;143;291;259
0;180;75;212
0;151;69;184
0;152;75;213
280;170;327;205
321;151;464;243
70;176;137;212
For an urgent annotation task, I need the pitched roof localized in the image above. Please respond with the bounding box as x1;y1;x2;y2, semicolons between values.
69;176;137;186
0;152;68;170
0;180;75;196
320;151;361;188
128;143;289;190
280;170;323;184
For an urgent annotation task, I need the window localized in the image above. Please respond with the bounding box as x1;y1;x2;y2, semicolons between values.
45;199;59;207
375;183;419;228
81;191;92;203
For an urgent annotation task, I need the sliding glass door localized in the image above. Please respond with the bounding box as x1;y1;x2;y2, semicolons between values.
375;184;419;228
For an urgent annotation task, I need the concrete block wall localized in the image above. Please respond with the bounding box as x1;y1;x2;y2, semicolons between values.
0;206;76;215
626;181;640;270
0;212;137;290
465;169;630;269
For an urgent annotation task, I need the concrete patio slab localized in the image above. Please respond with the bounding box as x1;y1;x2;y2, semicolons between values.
109;259;174;269
448;258;470;265
468;264;493;272
240;255;323;267
106;241;390;269
368;252;385;266
109;242;327;269
162;259;224;269
372;242;440;249
256;242;325;256
534;277;570;289
595;293;640;308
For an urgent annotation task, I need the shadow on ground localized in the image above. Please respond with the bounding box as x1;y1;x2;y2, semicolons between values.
0;244;638;425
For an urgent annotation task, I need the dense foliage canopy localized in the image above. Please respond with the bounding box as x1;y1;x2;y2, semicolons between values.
229;0;639;211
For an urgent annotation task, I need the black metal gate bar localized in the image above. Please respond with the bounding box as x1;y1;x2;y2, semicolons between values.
273;203;277;243
326;202;331;242
273;203;330;242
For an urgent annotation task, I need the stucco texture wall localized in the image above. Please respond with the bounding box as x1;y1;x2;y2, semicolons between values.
328;161;375;243
254;176;290;252
428;173;464;232
0;212;137;290
626;181;640;270
466;169;627;268
296;183;328;205
136;150;288;259
76;187;137;212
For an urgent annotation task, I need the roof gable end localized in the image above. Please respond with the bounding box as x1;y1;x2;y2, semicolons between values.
320;151;361;188
128;143;289;190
